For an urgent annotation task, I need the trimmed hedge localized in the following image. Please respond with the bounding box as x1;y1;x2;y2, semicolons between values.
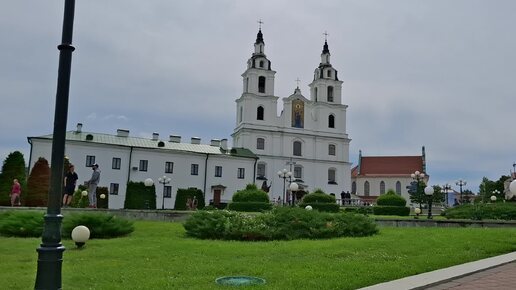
232;184;269;203
443;203;516;220
302;190;336;204
376;191;407;207
124;181;156;209
298;202;340;212
373;206;410;216
227;202;272;212
343;206;373;215
174;188;205;210
62;212;134;239
0;211;44;237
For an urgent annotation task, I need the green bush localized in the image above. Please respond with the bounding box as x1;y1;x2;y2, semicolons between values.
302;189;336;204
96;186;109;209
71;185;89;208
376;190;407;206
343;206;373;215
0;151;27;206
174;188;205;210
443;203;516;220
372;205;410;216
227;201;272;212
0;211;44;237
124;181;156;209
183;207;378;241
298;202;340;212
62;213;134;239
232;184;269;203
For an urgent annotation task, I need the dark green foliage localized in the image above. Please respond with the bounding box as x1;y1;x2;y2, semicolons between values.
0;211;44;237
227;201;272;212
25;157;50;207
343;206;374;215
443;203;516;220
124;181;156;209
232;184;269;203
62;212;134;239
408;181;427;207
373;205;411;216
479;176;510;202
298;202;340;212
0;151;27;206
174;188;205;210
71;185;89;208
183;207;378;241
96;186;109;209
302;189;336;204
376;190;407;206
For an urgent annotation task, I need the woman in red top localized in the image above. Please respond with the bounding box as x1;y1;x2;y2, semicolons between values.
11;178;21;206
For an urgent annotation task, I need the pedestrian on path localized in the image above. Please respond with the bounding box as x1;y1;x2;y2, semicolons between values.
85;163;100;208
10;178;21;206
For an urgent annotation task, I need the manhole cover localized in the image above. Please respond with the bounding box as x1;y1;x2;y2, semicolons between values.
215;276;266;286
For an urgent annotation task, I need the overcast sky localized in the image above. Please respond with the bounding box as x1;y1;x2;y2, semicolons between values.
1;0;515;192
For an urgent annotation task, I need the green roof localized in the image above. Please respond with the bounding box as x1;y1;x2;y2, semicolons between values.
30;131;258;159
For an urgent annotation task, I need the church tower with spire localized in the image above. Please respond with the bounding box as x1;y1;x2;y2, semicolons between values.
232;28;351;198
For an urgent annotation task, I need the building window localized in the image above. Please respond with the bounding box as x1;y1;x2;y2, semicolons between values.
245;78;249;93
328;144;336;156
352;181;357;194
364;181;370;196
327;70;332;78
112;157;121;170
163;186;172;198
139;160;148;172
86;155;95;167
294;165;303;179
293;141;302;156
237;168;245;179
258;76;266;93
328;114;335;128
110;183;119;195
165;162;174;174
259;60;264;68
380;181;386;195
327;86;334;102
396;181;402;195
239;106;243;122
257;106;264;120
215;166;222;177
256;138;265;150
191;164;199;176
328;168;336;184
257;163;266;178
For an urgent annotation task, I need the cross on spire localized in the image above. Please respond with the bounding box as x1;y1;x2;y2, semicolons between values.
323;31;329;41
257;19;264;30
295;78;301;88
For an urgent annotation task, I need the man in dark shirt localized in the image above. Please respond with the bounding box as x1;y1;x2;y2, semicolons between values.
63;165;78;207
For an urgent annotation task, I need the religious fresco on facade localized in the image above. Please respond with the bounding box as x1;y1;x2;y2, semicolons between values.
291;99;304;128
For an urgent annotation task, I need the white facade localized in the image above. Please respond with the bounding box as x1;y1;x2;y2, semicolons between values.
232;30;352;199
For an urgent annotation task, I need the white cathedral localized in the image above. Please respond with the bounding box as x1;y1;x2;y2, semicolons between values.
28;29;352;209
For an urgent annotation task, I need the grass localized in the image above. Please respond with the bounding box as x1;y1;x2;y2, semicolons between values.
1;221;515;289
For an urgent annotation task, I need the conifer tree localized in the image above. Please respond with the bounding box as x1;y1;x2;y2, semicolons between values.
0;151;27;206
26;157;51;207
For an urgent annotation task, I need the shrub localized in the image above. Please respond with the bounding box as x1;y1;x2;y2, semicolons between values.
372;205;410;216
232;184;269;203
227;202;272;212
184;210;239;239
0;211;44;237
62;213;134;239
443;203;516;220
302;189;336;204
124;181;156;209
376;190;407;206
343;206;373;215
96;186;109;209
0;151;27;206
174;188;205;210
25;157;50;207
298;202;340;212
71;185;89;208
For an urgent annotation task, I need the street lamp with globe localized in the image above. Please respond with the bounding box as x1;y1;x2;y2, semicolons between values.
424;186;434;219
289;182;299;205
411;171;426;209
277;169;292;206
456;179;467;204
158;176;172;210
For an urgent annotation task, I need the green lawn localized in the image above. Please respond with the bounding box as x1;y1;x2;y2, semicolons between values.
1;221;515;289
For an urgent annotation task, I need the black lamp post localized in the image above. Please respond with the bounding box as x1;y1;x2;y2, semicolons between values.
158;175;171;210
277;169;292;206
411;171;426;210
442;183;452;207
35;0;76;289
424;186;434;219
456;179;467;204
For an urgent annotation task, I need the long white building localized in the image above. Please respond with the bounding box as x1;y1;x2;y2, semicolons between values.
27;29;352;209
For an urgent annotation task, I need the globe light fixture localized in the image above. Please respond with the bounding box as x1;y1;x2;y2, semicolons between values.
424;186;434;219
414;207;421;219
490;195;497;202
144;178;154;187
278;169;292;206
305;205;313;211
71;225;90;248
100;194;106;199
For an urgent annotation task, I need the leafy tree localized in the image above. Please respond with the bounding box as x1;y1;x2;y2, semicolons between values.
407;180;426;209
479;176;508;202
0;151;27;206
429;185;445;204
25;157;51;207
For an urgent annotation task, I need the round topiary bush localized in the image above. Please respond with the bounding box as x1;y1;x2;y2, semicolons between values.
232;184;269;203
301;189;336;204
376;190;407;207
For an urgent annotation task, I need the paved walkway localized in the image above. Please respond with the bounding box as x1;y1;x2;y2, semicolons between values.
359;252;516;290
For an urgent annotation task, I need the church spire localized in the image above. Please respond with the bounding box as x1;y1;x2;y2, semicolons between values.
321;32;331;64
255;29;264;45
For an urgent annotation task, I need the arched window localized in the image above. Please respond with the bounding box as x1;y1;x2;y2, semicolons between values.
352;181;357;194
293;141;302;156
259;60;264;68
293;165;303;179
314;87;318;101
328;144;336;156
256;138;265;150
239;106;243;123
364;181;370;196
328;114;335;128
245;77;249;93
327;86;334;102
257;106;264;120
257;162;266;179
328;168;336;184
380;181;386;195
396;181;402;195
258;76;266;93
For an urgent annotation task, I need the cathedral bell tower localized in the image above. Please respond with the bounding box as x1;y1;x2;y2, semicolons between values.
308;38;343;104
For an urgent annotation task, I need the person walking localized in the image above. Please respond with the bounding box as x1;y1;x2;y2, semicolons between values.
10;178;21;206
86;163;101;208
63;165;78;207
